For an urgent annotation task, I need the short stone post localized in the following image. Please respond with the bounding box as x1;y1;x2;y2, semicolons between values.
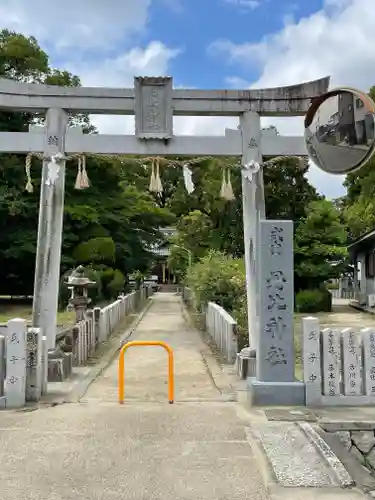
86;310;94;355
6;318;27;408
41;336;48;395
342;328;361;396
248;220;305;406
26;327;43;402
322;328;340;396
93;307;101;346
302;316;322;406
0;335;5;401
361;328;375;396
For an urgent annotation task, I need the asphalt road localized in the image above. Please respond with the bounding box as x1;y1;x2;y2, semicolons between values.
311;139;366;173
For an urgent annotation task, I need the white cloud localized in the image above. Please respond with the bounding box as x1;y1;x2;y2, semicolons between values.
208;0;375;198
2;0;372;198
72;42;180;89
68;42;181;135
223;0;261;9
0;0;151;51
225;76;251;88
211;0;375;90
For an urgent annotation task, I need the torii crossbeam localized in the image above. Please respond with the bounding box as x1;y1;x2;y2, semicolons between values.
0;75;330;352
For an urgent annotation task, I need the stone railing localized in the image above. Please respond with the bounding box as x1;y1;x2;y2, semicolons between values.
55;287;150;371
329;289;355;299
205;302;238;363
0;286;151;409
98;288;143;343
303;316;375;406
181;286;194;309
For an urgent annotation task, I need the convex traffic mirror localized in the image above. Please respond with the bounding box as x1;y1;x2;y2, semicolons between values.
304;87;375;174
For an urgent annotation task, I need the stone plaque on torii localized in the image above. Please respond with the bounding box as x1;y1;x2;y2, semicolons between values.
0;75;329;355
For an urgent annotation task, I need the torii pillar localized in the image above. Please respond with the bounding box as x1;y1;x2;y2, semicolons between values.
0;75;329;354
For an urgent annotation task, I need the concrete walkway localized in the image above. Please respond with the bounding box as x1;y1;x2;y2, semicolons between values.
0;294;369;499
84;293;225;403
0;294;267;500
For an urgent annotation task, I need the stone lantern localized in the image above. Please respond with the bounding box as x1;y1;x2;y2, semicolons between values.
66;265;96;323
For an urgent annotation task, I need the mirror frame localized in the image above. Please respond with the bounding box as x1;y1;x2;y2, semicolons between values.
304;87;375;175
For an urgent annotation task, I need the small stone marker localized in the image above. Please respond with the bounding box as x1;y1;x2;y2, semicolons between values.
6;318;27;408
322;328;340;396
341;328;361;396
26;327;43;402
362;328;375;396
41;336;48;396
257;220;294;382
302;316;322;405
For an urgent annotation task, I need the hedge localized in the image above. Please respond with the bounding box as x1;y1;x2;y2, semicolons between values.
186;250;333;351
186;251;249;349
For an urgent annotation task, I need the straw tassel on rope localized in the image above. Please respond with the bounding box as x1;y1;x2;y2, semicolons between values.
25;153;33;193
79;155;90;189
220;167;235;201
149;158;157;192
220;168;227;199
74;155;90;190
154;157;163;194
224;168;235;201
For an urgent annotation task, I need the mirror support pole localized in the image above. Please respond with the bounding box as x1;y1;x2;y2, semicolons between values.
240;111;264;350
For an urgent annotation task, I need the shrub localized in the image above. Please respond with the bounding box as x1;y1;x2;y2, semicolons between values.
295;288;332;313
72;237;115;264
99;267;125;300
231;294;249;350
326;281;339;290
319;286;333;312
186;251;245;313
85;266;103;304
107;269;125;299
187;250;249;349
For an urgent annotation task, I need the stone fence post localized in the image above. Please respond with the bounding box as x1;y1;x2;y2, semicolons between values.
0;335;5;405
6;318;27;408
26;327;43;402
93;307;101;346
41;336;48;396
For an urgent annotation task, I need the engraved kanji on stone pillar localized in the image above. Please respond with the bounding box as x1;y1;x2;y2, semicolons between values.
302;316;322;405
257;220;294;382
134;76;173;139
322;328;340;396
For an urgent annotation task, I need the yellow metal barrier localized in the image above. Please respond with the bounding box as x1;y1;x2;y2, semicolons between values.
118;341;174;404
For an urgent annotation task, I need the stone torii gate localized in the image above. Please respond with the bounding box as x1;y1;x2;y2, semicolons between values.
0;75;329;363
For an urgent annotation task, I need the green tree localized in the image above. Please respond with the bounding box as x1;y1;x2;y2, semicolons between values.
294;199;347;291
0;30;173;296
263;157;320;223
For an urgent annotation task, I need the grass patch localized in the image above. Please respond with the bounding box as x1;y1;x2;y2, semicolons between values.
0;302;76;326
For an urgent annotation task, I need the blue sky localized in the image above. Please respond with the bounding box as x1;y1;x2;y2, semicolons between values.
148;0;324;89
1;0;374;199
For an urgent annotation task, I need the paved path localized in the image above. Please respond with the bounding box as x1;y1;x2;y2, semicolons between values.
84;293;224;403
310;136;365;173
0;294;368;499
0;294;268;500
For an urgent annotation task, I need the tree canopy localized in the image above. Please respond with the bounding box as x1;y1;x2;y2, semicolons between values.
0;28;349;304
0;30;173;296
